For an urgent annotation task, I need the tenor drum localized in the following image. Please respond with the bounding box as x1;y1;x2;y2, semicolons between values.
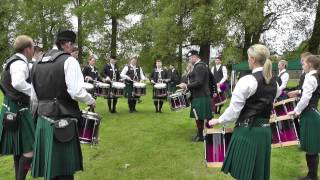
168;90;190;111
204;127;233;168
272;98;297;120
111;82;126;97
154;83;167;98
78;111;101;144
133;82;146;96
270;118;299;148
95;82;110;97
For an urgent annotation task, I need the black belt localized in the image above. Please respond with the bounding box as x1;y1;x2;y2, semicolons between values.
235;118;270;128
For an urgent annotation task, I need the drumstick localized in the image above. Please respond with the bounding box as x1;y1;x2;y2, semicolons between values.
193;108;198;121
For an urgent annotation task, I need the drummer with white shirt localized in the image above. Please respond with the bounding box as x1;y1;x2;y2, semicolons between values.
150;59;169;113
0;35;35;180
211;56;228;114
120;57;147;113
288;55;320;180
103;55;121;113
276;60;289;99
208;44;280;180
30;30;95;180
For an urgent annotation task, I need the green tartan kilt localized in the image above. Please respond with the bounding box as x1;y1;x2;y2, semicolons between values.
125;83;139;100
31;116;83;180
222;120;271;180
189;96;212;120
0;96;35;155
299;109;320;154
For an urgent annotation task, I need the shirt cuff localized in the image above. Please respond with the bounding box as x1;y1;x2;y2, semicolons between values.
85;97;95;106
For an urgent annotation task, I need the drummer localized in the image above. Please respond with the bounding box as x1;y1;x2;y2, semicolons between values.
120;57;147;113
276;60;289;100
178;50;212;142
211;56;228;114
288;55;320;180
288;52;313;98
167;64;180;94
208;44;280;180
82;55;100;83
150;59;169;113
103;55;121;113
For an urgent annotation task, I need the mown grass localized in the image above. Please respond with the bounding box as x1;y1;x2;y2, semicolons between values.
0;83;317;180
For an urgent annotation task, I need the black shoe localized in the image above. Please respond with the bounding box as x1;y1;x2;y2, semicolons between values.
192;135;204;142
112;110;117;113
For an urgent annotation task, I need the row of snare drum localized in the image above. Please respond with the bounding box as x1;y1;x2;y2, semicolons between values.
204;97;300;168
84;81;148;98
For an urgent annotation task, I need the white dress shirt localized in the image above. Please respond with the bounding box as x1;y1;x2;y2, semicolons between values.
211;64;228;84
294;70;318;115
10;53;32;96
278;69;289;91
31;52;95;105
120;64;146;81
218;67;281;123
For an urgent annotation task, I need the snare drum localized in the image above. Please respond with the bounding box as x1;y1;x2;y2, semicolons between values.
78;111;101;144
84;82;94;97
204;127;233;168
270;118;299;148
154;83;167;98
168;90;190;111
111;82;126;97
133;82;146;96
95;82;110;97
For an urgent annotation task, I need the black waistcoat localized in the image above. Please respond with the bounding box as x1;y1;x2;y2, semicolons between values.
31;49;81;119
213;65;224;83
306;73;320;111
237;71;277;123
104;63;120;81
0;55;30;104
151;68;167;83
126;65;141;82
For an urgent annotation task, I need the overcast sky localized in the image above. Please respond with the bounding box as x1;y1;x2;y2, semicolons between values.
68;2;317;58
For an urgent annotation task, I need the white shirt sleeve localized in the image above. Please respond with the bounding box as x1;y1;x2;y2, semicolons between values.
294;74;318;115
140;67;146;80
10;60;31;96
211;67;215;75
64;57;95;105
120;66;131;80
219;66;228;84
279;72;289;91
218;75;258;123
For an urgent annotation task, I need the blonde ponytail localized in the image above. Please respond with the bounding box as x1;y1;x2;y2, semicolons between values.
263;59;273;84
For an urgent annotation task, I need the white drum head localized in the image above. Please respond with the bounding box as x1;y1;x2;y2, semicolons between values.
96;82;110;88
112;82;126;89
134;82;146;88
154;83;167;89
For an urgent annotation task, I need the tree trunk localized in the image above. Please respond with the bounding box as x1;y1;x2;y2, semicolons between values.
178;43;183;75
77;0;83;64
243;27;252;60
111;16;117;57
308;0;320;54
199;43;210;65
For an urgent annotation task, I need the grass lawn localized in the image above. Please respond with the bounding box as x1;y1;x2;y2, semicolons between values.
0;84;317;180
